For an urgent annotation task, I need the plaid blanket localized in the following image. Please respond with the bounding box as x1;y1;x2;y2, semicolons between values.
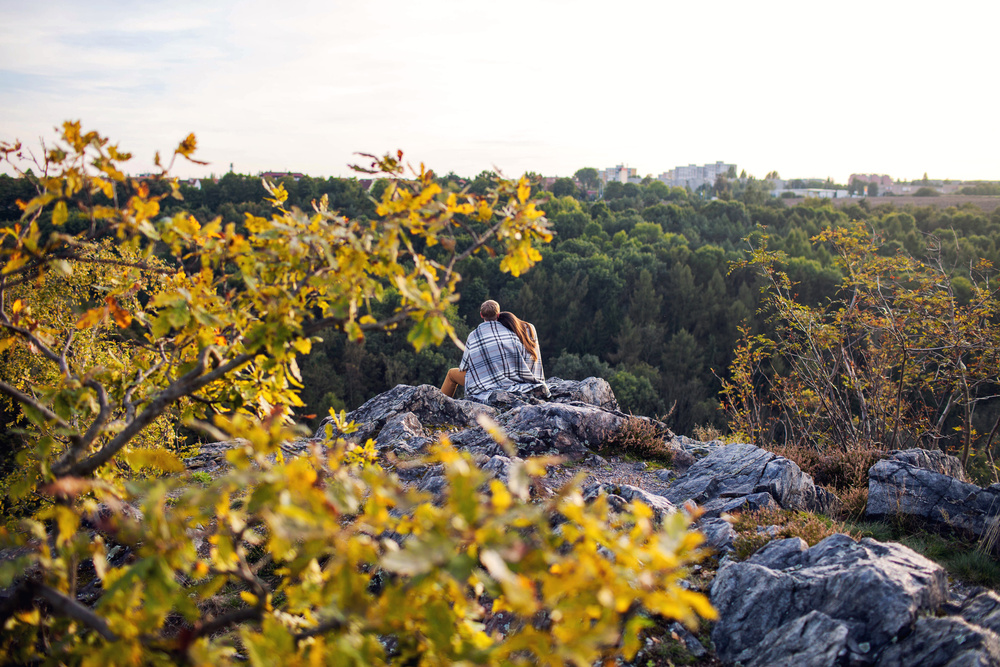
460;321;547;401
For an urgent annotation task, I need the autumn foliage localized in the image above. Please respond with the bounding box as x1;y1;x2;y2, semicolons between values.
722;223;1000;480
0;123;714;665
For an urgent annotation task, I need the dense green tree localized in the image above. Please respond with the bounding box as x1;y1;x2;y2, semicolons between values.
574;167;599;190
550;177;578;197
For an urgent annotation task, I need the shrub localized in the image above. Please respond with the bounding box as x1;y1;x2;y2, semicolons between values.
600;416;674;463
722;224;1000;475
765;443;884;492
0;123;715;664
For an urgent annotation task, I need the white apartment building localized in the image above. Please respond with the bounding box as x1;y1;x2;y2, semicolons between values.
659;161;736;191
599;165;637;184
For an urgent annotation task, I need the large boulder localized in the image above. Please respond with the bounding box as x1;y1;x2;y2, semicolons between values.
885;448;968;481
545;376;620;411
733;610;850;667
313;384;496;444
499;401;630;458
711;533;948;665
659;443;838;517
868;454;1000;539
582;482;676;520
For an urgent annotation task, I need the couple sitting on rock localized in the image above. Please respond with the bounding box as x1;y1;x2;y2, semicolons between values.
440;299;550;402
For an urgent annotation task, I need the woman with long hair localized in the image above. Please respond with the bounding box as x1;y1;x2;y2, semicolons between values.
498;311;544;381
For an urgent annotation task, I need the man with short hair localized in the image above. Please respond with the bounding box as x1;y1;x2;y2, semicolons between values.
440;299;548;401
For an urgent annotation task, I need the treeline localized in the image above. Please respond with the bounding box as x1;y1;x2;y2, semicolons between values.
2;171;999;435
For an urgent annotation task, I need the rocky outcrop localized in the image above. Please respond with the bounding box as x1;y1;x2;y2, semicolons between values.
885;447;968;481
711;533;948;665
499;401;631;458
868;450;1000;539
582;482;676;520
545;376;620;411
314;384;497;443
177;381;995;666
962;590;1000;636
659;442;838;517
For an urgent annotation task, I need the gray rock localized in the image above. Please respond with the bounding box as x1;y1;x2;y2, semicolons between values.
480;455;516;483
717;491;778;516
500;401;630;458
314;384;496;443
185;439;248;471
669;435;722;459
868;457;1000;538
660;443;837;517
745;536;809;571
373;412;432;455
545;376;621;411
962;590;1000;637
711;533;948;665
875;616;1000;666
582;483;676;520
886;447;968;481
734;610;850;667
667;621;708;659
697;517;737;556
418;475;448;495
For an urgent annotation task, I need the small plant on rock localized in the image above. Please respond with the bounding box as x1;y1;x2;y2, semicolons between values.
600;416;674;463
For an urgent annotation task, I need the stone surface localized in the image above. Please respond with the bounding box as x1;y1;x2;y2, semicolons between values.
373;412;432;455
886;447;968;481
710;533;948;665
868;455;1000;538
582;482;676;520
734;610;850;667
314;384;496;443
660;442;838;517
545;376;621;411
875;616;1000;666
697;517;737;556
962;590;1000;637
499;401;630;458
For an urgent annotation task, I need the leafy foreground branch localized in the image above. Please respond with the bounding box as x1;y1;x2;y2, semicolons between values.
0;124;714;664
2;429;714;665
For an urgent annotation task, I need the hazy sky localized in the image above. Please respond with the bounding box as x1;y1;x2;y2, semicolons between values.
2;0;997;183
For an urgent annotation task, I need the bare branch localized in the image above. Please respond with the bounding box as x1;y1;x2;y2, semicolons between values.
0;379;74;432
191;607;261;640
57;348;255;478
37;584;118;642
0;318;65;369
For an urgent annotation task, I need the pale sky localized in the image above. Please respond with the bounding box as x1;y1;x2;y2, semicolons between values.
2;0;998;183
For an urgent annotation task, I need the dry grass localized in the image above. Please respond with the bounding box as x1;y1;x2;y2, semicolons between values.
600;416;673;463
692;424;724;443
765;443;884;491
836;485;869;522
731;506;855;561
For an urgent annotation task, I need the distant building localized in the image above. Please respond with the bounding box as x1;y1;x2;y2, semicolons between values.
849;173;894;188
131;173;203;189
599;165;637;184
260;171;306;181
771;188;851;199
658;161;736;191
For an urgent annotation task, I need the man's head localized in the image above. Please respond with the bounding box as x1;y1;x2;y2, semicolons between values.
480;300;500;321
